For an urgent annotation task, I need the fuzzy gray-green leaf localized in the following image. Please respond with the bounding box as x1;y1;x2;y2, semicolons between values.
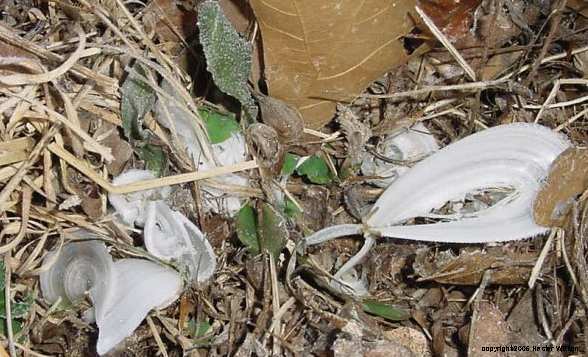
197;0;257;119
121;64;156;140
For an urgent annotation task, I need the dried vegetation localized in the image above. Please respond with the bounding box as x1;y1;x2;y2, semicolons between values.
0;0;588;356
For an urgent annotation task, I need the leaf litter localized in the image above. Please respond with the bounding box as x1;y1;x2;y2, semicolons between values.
0;0;588;356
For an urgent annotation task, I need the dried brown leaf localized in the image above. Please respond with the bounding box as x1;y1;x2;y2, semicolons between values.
459;303;509;357
413;248;537;285
255;93;304;142
249;0;417;128
534;148;588;227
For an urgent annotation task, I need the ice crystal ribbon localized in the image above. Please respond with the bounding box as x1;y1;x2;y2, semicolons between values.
303;123;571;294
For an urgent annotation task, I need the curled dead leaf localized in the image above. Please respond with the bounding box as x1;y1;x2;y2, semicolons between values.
413;248;538;285
534;148;588;227
94;122;133;176
459;303;509;357
255;93;304;143
246;123;283;175
249;0;417;128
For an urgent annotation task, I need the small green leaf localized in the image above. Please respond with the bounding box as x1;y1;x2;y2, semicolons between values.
10;294;32;319
259;203;287;259
296;155;334;184
281;153;300;176
137;144;167;177
0;262;31;338
198;109;241;144
236;204;260;254
197;0;257;119
0;319;22;337
284;198;302;218
194;320;212;337
362;300;410;321
120;64;156;140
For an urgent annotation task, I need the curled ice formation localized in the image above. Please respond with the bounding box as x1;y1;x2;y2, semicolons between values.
154;81;248;216
361;122;438;187
40;239;182;355
302;123;571;295
144;201;216;282
108;170;218;283
108;169;170;226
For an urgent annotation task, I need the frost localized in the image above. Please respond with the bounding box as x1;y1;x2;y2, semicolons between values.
40;238;182;355
155;81;249;216
302;123;572;296
108;170;218;283
361;123;439;187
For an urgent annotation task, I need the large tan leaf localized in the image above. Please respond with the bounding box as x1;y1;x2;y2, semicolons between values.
249;0;416;128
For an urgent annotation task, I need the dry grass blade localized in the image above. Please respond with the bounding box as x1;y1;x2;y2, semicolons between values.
0;124;61;214
0;26;87;86
48;143;258;194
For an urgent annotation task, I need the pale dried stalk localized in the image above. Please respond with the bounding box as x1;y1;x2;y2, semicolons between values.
0;23;116;89
365;78;508;99
555;107;588;132
0;137;34;166
48;143;258;194
0;186;32;255
0;124;61;215
146;316;169;357
1;89;113;161
4;253;16;357
0;27;92;86
415;6;476;81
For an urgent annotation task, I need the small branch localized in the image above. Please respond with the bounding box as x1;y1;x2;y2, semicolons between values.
415;6;477;81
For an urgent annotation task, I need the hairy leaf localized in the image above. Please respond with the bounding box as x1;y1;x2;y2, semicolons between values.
198;0;257;119
248;0;417;128
120;64;156;140
137;144;167;177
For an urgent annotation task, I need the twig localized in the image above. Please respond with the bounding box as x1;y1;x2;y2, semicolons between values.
364;78;508;99
146;316;168;357
0;23;115;89
467;270;493;356
529;229;557;289
555;107;588;132
525;0;568;84
415;6;476;81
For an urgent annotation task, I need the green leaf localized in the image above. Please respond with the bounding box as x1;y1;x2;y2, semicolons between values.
194;320;212;338
236;203;287;258
121;64;156;140
0;319;22;337
10;294;32;319
236;204;260;254
197;0;257;120
259;203;287;259
137;144;167;177
296;155;334;184
284;198;302;218
198;109;241;144
362;300;410;321
0;262;30;338
281;153;299;176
